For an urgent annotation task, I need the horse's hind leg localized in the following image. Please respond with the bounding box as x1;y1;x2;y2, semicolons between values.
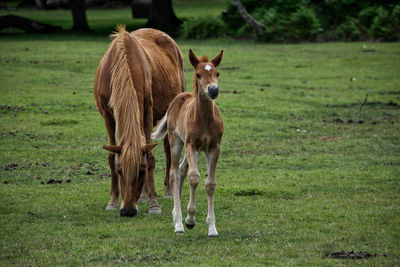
104;113;119;211
146;151;162;214
185;144;200;230
163;135;173;199
205;146;220;237
138;181;149;203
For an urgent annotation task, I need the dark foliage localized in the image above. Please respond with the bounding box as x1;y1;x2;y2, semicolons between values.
221;0;400;42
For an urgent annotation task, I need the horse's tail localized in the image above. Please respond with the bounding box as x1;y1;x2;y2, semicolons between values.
109;25;143;182
151;113;168;140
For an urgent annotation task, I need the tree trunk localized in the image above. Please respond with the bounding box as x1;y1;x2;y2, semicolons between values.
232;0;265;33
146;0;182;34
0;15;62;33
69;0;91;31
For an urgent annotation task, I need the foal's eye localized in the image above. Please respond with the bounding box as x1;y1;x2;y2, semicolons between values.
196;73;201;79
216;72;220;77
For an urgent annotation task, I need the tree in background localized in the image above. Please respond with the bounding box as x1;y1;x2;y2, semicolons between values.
145;0;182;34
69;0;91;31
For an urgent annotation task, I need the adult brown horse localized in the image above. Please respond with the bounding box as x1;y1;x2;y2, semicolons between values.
94;26;185;217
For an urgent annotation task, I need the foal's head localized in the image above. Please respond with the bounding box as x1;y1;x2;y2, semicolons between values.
103;142;157;217
189;49;223;100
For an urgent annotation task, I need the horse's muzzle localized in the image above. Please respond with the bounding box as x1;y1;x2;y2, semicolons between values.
120;207;138;217
207;85;219;100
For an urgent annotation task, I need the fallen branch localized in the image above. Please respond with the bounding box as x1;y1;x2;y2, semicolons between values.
359;88;370;114
0;14;62;33
232;0;265;33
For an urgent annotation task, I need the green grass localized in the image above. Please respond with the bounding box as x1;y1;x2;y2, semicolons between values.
1;4;400;266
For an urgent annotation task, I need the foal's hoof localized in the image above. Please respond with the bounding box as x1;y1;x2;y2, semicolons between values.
175;225;185;235
106;203;119;211
185;223;195;230
208;227;218;237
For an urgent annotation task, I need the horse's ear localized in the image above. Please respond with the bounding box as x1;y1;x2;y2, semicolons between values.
144;142;157;153
211;50;224;67
103;145;122;154
188;49;199;67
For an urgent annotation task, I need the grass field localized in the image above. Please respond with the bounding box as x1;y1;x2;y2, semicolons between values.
1;3;400;266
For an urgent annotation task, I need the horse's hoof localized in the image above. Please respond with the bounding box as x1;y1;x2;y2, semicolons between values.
138;196;148;203
106;204;118;211
175;231;184;235
148;205;161;214
163;192;173;199
185;223;195;230
208;233;218;237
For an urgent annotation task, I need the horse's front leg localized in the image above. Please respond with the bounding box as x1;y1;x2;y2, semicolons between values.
205;146;220;237
106;152;119;210
169;136;184;234
103;112;119;211
185;144;200;230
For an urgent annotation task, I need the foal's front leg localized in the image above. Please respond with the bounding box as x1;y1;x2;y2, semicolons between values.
185;144;200;229
206;147;220;237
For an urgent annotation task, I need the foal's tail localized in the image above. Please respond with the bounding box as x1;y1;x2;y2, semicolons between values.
151;113;168;140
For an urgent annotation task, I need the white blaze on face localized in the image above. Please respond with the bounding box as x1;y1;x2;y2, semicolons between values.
205;64;212;71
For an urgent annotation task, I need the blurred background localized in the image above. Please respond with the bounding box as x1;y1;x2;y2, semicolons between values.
1;0;399;42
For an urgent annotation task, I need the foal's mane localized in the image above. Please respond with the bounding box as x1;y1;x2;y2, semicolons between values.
109;25;143;184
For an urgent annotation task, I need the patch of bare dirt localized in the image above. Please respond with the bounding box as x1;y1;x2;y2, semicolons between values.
309;136;345;141
326;251;377;259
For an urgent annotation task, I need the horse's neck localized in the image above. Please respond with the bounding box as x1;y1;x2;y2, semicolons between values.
193;85;214;123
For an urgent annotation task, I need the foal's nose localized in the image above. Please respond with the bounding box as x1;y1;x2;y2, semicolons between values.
207;85;219;99
120;207;138;217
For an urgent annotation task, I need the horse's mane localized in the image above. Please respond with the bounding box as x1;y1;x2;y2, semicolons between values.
109;25;143;184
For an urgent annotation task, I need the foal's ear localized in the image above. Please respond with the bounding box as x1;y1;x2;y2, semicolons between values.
103;145;122;154
188;49;199;67
211;50;224;67
144;142;157;153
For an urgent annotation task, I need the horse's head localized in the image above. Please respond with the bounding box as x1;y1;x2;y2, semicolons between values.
103;142;157;217
189;49;223;100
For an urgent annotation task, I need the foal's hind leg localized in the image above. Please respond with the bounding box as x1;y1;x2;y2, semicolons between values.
185;144;200;230
205;147;220;237
104;113;119;211
169;136;184;234
163;135;173;199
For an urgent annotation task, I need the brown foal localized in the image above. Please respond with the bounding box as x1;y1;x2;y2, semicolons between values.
152;49;224;236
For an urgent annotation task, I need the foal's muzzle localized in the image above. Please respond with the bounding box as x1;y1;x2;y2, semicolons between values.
120;207;138;217
207;85;219;100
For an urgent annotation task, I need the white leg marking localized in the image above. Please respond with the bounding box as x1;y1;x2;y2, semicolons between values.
206;149;219;237
185;148;200;229
170;139;185;234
